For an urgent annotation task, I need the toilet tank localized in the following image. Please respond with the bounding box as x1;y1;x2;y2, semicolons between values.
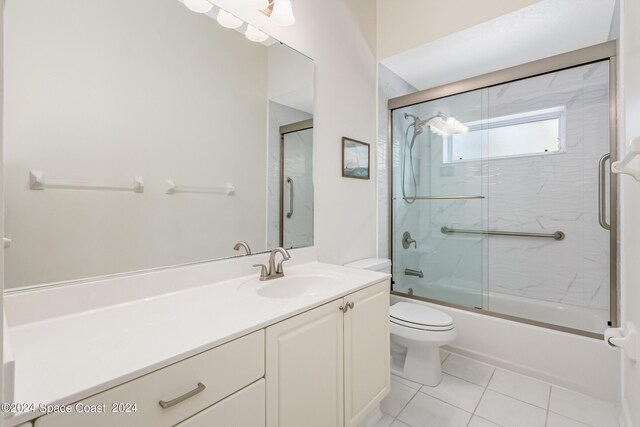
344;258;391;274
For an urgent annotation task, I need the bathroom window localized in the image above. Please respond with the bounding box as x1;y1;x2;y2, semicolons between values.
443;106;565;163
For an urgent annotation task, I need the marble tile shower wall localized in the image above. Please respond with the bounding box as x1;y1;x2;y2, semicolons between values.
422;61;611;312
484;62;610;311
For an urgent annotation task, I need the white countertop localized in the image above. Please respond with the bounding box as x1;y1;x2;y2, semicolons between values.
5;261;388;426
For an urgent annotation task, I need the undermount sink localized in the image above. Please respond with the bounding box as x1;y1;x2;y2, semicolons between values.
240;273;345;299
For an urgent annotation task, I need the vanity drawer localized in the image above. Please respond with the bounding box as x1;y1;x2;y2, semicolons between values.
176;379;265;427
35;330;264;427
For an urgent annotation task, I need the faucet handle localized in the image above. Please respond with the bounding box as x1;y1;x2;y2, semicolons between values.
252;264;269;281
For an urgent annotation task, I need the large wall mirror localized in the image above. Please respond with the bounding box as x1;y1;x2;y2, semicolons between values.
3;0;314;290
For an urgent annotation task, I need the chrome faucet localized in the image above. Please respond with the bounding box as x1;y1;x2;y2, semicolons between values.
233;241;252;255
253;247;291;281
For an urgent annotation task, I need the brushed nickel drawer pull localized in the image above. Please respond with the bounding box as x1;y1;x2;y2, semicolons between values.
347;302;354;309
159;382;206;409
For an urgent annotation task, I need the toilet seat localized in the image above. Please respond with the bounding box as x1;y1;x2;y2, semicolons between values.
390;302;454;331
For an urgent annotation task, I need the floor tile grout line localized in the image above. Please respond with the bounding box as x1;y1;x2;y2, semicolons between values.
441;370;492;388
547;409;599;427
486;384;552;410
544;386;553;427
415;388;475;418
466;368;496;427
392;385;420;422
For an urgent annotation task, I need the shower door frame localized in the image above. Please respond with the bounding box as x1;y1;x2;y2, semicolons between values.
387;41;618;339
279;119;314;248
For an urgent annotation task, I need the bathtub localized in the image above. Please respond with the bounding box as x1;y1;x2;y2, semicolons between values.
394;280;609;334
389;292;620;403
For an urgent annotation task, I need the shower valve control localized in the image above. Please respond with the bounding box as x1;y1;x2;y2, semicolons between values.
402;232;417;249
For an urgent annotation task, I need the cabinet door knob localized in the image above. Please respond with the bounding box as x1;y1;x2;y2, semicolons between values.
339;302;354;313
159;382;206;409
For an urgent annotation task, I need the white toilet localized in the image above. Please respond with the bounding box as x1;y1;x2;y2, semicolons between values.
389;302;456;386
344;258;456;387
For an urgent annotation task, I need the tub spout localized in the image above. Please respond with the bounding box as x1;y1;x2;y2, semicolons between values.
404;268;423;278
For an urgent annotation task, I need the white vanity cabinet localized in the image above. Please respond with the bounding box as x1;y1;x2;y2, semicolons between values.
34;331;265;427
26;277;389;427
266;279;390;427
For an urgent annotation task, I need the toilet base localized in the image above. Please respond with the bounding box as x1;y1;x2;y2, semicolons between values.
403;344;443;386
390;330;455;387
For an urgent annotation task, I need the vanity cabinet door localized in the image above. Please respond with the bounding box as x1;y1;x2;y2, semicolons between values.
265;299;345;427
344;280;390;427
175;379;265;427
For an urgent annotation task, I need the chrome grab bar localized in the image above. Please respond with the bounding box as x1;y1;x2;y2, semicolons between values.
403;195;484;200
441;226;565;241
286;177;293;218
598;153;611;230
159;382;206;409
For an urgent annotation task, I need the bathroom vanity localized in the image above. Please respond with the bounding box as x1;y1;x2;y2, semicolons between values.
3;253;390;427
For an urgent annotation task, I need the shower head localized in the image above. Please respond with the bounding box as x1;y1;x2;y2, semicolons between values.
404;112;468;136
404;113;428;135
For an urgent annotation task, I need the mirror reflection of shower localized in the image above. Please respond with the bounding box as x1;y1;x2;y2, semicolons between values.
401;113;468;204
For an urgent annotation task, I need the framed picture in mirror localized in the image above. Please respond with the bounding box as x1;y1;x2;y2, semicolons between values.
342;137;370;180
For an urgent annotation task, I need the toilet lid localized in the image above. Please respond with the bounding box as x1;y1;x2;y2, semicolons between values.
390;302;453;328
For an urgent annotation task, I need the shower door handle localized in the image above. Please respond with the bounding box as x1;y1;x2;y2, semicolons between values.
598;153;611;231
286;177;293;218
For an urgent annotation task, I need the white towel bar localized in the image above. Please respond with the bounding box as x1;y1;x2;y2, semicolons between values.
29;171;144;193
164;179;235;195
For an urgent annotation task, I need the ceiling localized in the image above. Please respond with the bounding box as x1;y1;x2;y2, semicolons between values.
380;0;617;91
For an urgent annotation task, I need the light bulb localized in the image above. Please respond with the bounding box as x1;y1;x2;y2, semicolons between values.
271;0;295;26
245;25;269;42
184;0;213;13
249;0;270;9
217;10;243;29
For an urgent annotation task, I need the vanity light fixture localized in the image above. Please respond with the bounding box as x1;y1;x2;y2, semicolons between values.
260;0;296;27
217;9;243;29
183;0;213;13
248;0;270;10
270;0;295;26
245;24;269;42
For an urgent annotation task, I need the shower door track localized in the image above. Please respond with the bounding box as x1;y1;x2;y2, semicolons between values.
387;41;618;339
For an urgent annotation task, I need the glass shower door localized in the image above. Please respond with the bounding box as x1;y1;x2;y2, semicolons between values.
281;126;313;249
391;89;488;309
389;56;614;335
483;60;612;333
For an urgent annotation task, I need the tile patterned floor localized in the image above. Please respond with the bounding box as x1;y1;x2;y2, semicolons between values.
377;352;620;427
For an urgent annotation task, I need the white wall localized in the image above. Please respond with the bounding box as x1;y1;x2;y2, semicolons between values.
4;0;271;288
376;0;541;59
619;0;640;424
209;0;378;266
268;43;314;113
